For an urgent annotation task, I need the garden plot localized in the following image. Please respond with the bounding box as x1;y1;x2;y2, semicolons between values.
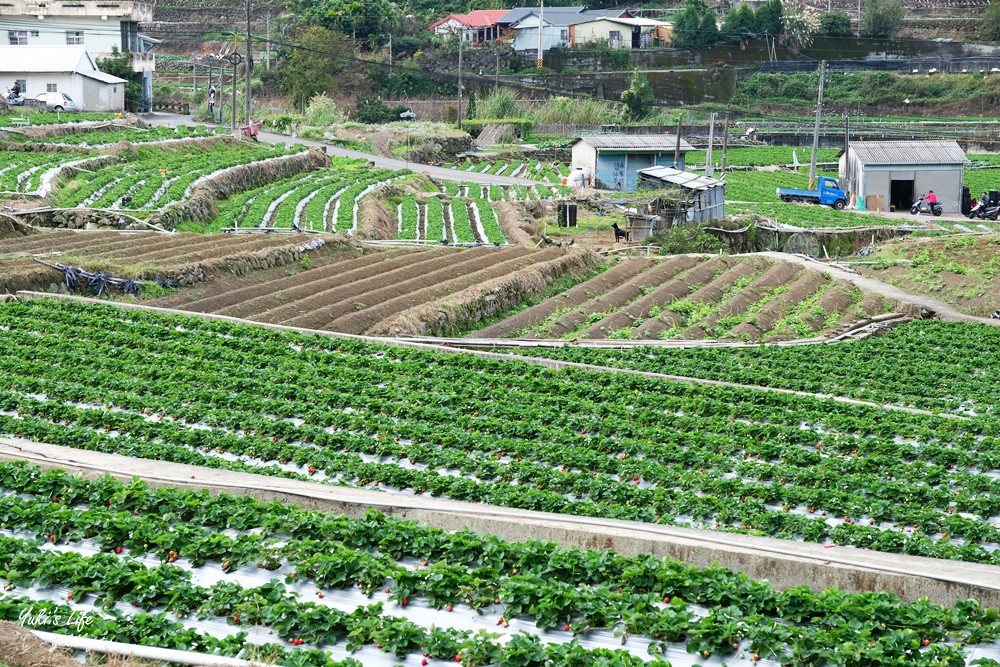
13;124;222;148
3;299;1000;569
8;465;1000;667
0;230;335;294
440;160;567;185
397;197;504;244
489;255;882;342
55;142;301;211
0;151;94;195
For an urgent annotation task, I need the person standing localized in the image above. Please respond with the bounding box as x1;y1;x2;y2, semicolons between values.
207;85;217;122
10;81;20;98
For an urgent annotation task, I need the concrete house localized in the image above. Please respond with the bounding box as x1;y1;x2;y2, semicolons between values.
571;135;694;191
509;8;631;52
0;45;127;111
429;10;508;43
569;17;671;49
1;0;156;110
839;140;967;213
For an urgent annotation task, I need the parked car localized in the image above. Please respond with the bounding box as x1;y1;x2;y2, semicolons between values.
31;92;79;112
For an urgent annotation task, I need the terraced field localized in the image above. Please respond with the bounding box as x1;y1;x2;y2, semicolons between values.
475;255;891;342
0;230;343;293
396;195;505;244
148;244;595;335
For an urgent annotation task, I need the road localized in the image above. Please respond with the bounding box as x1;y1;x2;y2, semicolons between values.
142;112;541;186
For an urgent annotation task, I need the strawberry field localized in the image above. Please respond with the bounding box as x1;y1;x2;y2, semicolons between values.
439;160;569;185
54;141;303;211
203;160;406;233
3;299;1000;570
5;123;224;148
396;196;505;244
0;151;93;195
5;463;1000;667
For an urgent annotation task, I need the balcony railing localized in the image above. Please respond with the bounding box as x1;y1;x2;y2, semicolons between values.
1;0;153;21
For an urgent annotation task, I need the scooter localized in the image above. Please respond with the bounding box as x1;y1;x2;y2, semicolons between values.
3;88;24;106
968;200;985;219
978;203;1000;221
910;196;942;217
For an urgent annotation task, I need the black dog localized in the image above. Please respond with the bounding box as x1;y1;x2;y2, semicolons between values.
612;222;629;243
120;196;132;207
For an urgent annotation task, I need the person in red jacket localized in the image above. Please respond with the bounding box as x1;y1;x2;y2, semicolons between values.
926;190;938;205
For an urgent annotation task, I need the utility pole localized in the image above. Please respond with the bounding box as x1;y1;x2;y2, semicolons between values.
457;32;463;129
495;46;500;89
265;14;271;71
809;60;827;190
843;113;851;203
705;111;715;177
389;33;393;68
721;111;730;174
245;0;253;127
673;114;683;167
537;0;544;68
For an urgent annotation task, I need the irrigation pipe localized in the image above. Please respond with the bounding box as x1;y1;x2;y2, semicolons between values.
5;441;1000;598
29;629;265;666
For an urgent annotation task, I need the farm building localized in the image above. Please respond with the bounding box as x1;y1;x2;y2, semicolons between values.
839;140;966;213
637;166;725;222
569;17;671;48
429;10;508;42
509;8;632;52
571;134;694;191
0;45;127;111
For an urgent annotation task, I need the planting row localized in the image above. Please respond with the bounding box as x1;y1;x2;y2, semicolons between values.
55;141;303;211
440;160;568;184
203;161;406;234
438;181;570;202
6;463;1000;667
512;320;999;415
2;300;1000;565
481;256;883;342
397;197;505;244
14;123;223;148
0;150;93;194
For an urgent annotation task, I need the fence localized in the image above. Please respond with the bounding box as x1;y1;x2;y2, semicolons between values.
760;57;1000;74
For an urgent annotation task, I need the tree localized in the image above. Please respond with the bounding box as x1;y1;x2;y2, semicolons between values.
781;4;819;51
274;26;351;110
983;0;1000;41
672;0;707;48
699;10;720;46
96;47;143;112
755;0;783;36
819;9;853;36
286;0;399;47
720;4;757;45
620;70;655;120
860;0;904;37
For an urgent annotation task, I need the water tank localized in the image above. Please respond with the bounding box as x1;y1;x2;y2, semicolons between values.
557;203;578;227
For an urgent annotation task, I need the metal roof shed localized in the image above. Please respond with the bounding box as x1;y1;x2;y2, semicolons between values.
637;166;725;223
571;135;695;191
839;140;966;213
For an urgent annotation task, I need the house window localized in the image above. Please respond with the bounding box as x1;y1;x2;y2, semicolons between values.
47;83;58;92
65;31;84;45
8;31;28;45
30;31;39;37
560;29;569;42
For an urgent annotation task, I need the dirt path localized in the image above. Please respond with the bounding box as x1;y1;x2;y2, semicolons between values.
142;112;541;187
760;252;1000;326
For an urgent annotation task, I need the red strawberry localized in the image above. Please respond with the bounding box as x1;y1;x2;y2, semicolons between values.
401;598;409;606
233;615;239;623
445;604;453;612
422;660;428;666
563;624;571;631
114;546;122;554
455;656;462;663
67;593;73;600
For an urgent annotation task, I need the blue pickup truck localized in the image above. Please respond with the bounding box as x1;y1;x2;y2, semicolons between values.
777;176;848;210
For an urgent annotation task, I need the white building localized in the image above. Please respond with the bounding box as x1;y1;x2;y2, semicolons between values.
0;46;127;111
1;0;155;109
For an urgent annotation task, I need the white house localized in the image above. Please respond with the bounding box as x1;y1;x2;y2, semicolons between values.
510;8;635;53
0;46;127;111
429;10;508;43
1;0;155;109
570;18;671;49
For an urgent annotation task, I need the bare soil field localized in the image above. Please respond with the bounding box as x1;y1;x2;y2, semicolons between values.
858;234;1000;316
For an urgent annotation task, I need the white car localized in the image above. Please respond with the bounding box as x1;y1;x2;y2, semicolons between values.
32;92;79;112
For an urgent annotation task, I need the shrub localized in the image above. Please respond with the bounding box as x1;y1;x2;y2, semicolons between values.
304;93;346;126
819;10;853;36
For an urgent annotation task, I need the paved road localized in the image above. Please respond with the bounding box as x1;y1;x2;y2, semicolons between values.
142;112;541;186
761;251;1000;326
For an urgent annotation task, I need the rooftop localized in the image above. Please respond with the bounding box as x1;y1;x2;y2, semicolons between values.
847;140;967;165
0;45;93;73
0;0;152;21
574;135;696;152
638;166;724;190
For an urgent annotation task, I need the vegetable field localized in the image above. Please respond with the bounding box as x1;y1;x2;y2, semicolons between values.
5;463;1000;667
440;160;569;185
475;255;887;342
0;151;93;194
4;299;1000;572
396;196;505;244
